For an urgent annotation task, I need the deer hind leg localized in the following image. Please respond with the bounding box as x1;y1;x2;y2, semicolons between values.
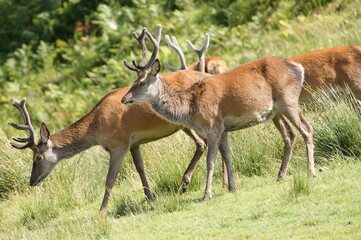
130;145;155;202
100;145;129;214
218;133;235;192
281;107;316;178
204;130;223;201
272;115;297;180
180;128;207;193
221;158;229;188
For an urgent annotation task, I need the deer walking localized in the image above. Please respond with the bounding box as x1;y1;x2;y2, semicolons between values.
8;25;216;213
122;45;315;200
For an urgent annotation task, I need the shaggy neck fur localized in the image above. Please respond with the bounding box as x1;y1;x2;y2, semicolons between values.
50;115;95;160
151;77;196;128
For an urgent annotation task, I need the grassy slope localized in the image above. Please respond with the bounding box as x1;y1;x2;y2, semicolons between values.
1;1;361;239
1;159;360;239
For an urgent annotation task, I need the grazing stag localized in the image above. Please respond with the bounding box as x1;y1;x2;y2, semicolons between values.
8;25;212;213
289;45;361;104
121;42;315;200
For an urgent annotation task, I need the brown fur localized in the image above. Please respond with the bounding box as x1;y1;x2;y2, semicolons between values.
188;56;229;75
290;45;361;102
25;68;213;214
123;57;315;200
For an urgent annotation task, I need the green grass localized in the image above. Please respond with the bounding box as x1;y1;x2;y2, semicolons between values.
0;158;360;239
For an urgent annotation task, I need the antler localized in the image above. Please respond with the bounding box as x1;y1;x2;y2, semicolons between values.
124;28;148;71
8;98;36;149
123;24;162;72
164;35;188;72
186;33;210;73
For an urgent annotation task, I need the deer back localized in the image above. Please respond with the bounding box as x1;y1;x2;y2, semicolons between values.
159;57;304;127
289;45;361;101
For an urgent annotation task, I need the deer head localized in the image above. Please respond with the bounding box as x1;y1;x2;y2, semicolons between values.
122;24;163;105
121;30;210;106
8;98;58;186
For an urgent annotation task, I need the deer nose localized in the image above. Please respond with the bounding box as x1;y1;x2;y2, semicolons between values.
121;97;133;105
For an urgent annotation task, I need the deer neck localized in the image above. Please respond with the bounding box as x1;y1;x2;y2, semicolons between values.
151;77;196;128
50;115;95;160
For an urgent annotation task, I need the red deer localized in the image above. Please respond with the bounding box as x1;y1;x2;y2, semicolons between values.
122;39;315;200
188;56;228;75
289;45;361;105
8;25;213;213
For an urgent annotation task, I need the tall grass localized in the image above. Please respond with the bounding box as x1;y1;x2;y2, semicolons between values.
307;87;361;162
0;129;30;198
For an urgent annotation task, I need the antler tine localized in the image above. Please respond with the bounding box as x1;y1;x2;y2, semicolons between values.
123;59;139;72
129;28;149;68
124;27;148;72
141;24;162;70
164;35;188;72
8;98;36;149
186;33;210;73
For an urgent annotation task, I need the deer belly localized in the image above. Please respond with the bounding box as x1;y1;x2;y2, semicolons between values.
130;125;181;146
223;108;275;132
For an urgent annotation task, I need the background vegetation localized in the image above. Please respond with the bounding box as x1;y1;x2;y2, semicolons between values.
0;0;360;239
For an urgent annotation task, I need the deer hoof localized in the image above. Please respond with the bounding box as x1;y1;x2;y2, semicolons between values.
203;194;212;201
179;179;190;194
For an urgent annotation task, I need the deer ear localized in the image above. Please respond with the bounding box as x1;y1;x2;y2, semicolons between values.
40;122;50;143
151;59;160;76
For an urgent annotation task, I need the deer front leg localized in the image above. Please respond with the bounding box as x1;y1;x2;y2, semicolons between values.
130;145;155;202
180;128;207;193
203;131;222;201
100;146;128;215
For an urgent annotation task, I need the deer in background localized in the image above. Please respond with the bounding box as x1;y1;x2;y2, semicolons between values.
121;43;315;200
8;25;215;214
288;45;361;105
188;56;228;75
192;46;361;104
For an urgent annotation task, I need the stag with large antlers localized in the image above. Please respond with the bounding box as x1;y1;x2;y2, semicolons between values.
8;25;226;213
122;36;315;200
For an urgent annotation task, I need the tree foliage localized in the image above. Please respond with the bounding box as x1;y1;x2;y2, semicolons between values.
0;0;347;131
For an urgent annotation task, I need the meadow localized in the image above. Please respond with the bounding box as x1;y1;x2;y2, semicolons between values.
0;0;361;239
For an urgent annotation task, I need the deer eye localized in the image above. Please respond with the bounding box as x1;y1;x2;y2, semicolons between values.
139;82;146;87
35;154;44;162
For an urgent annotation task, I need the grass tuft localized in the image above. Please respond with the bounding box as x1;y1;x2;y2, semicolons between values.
288;172;313;201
